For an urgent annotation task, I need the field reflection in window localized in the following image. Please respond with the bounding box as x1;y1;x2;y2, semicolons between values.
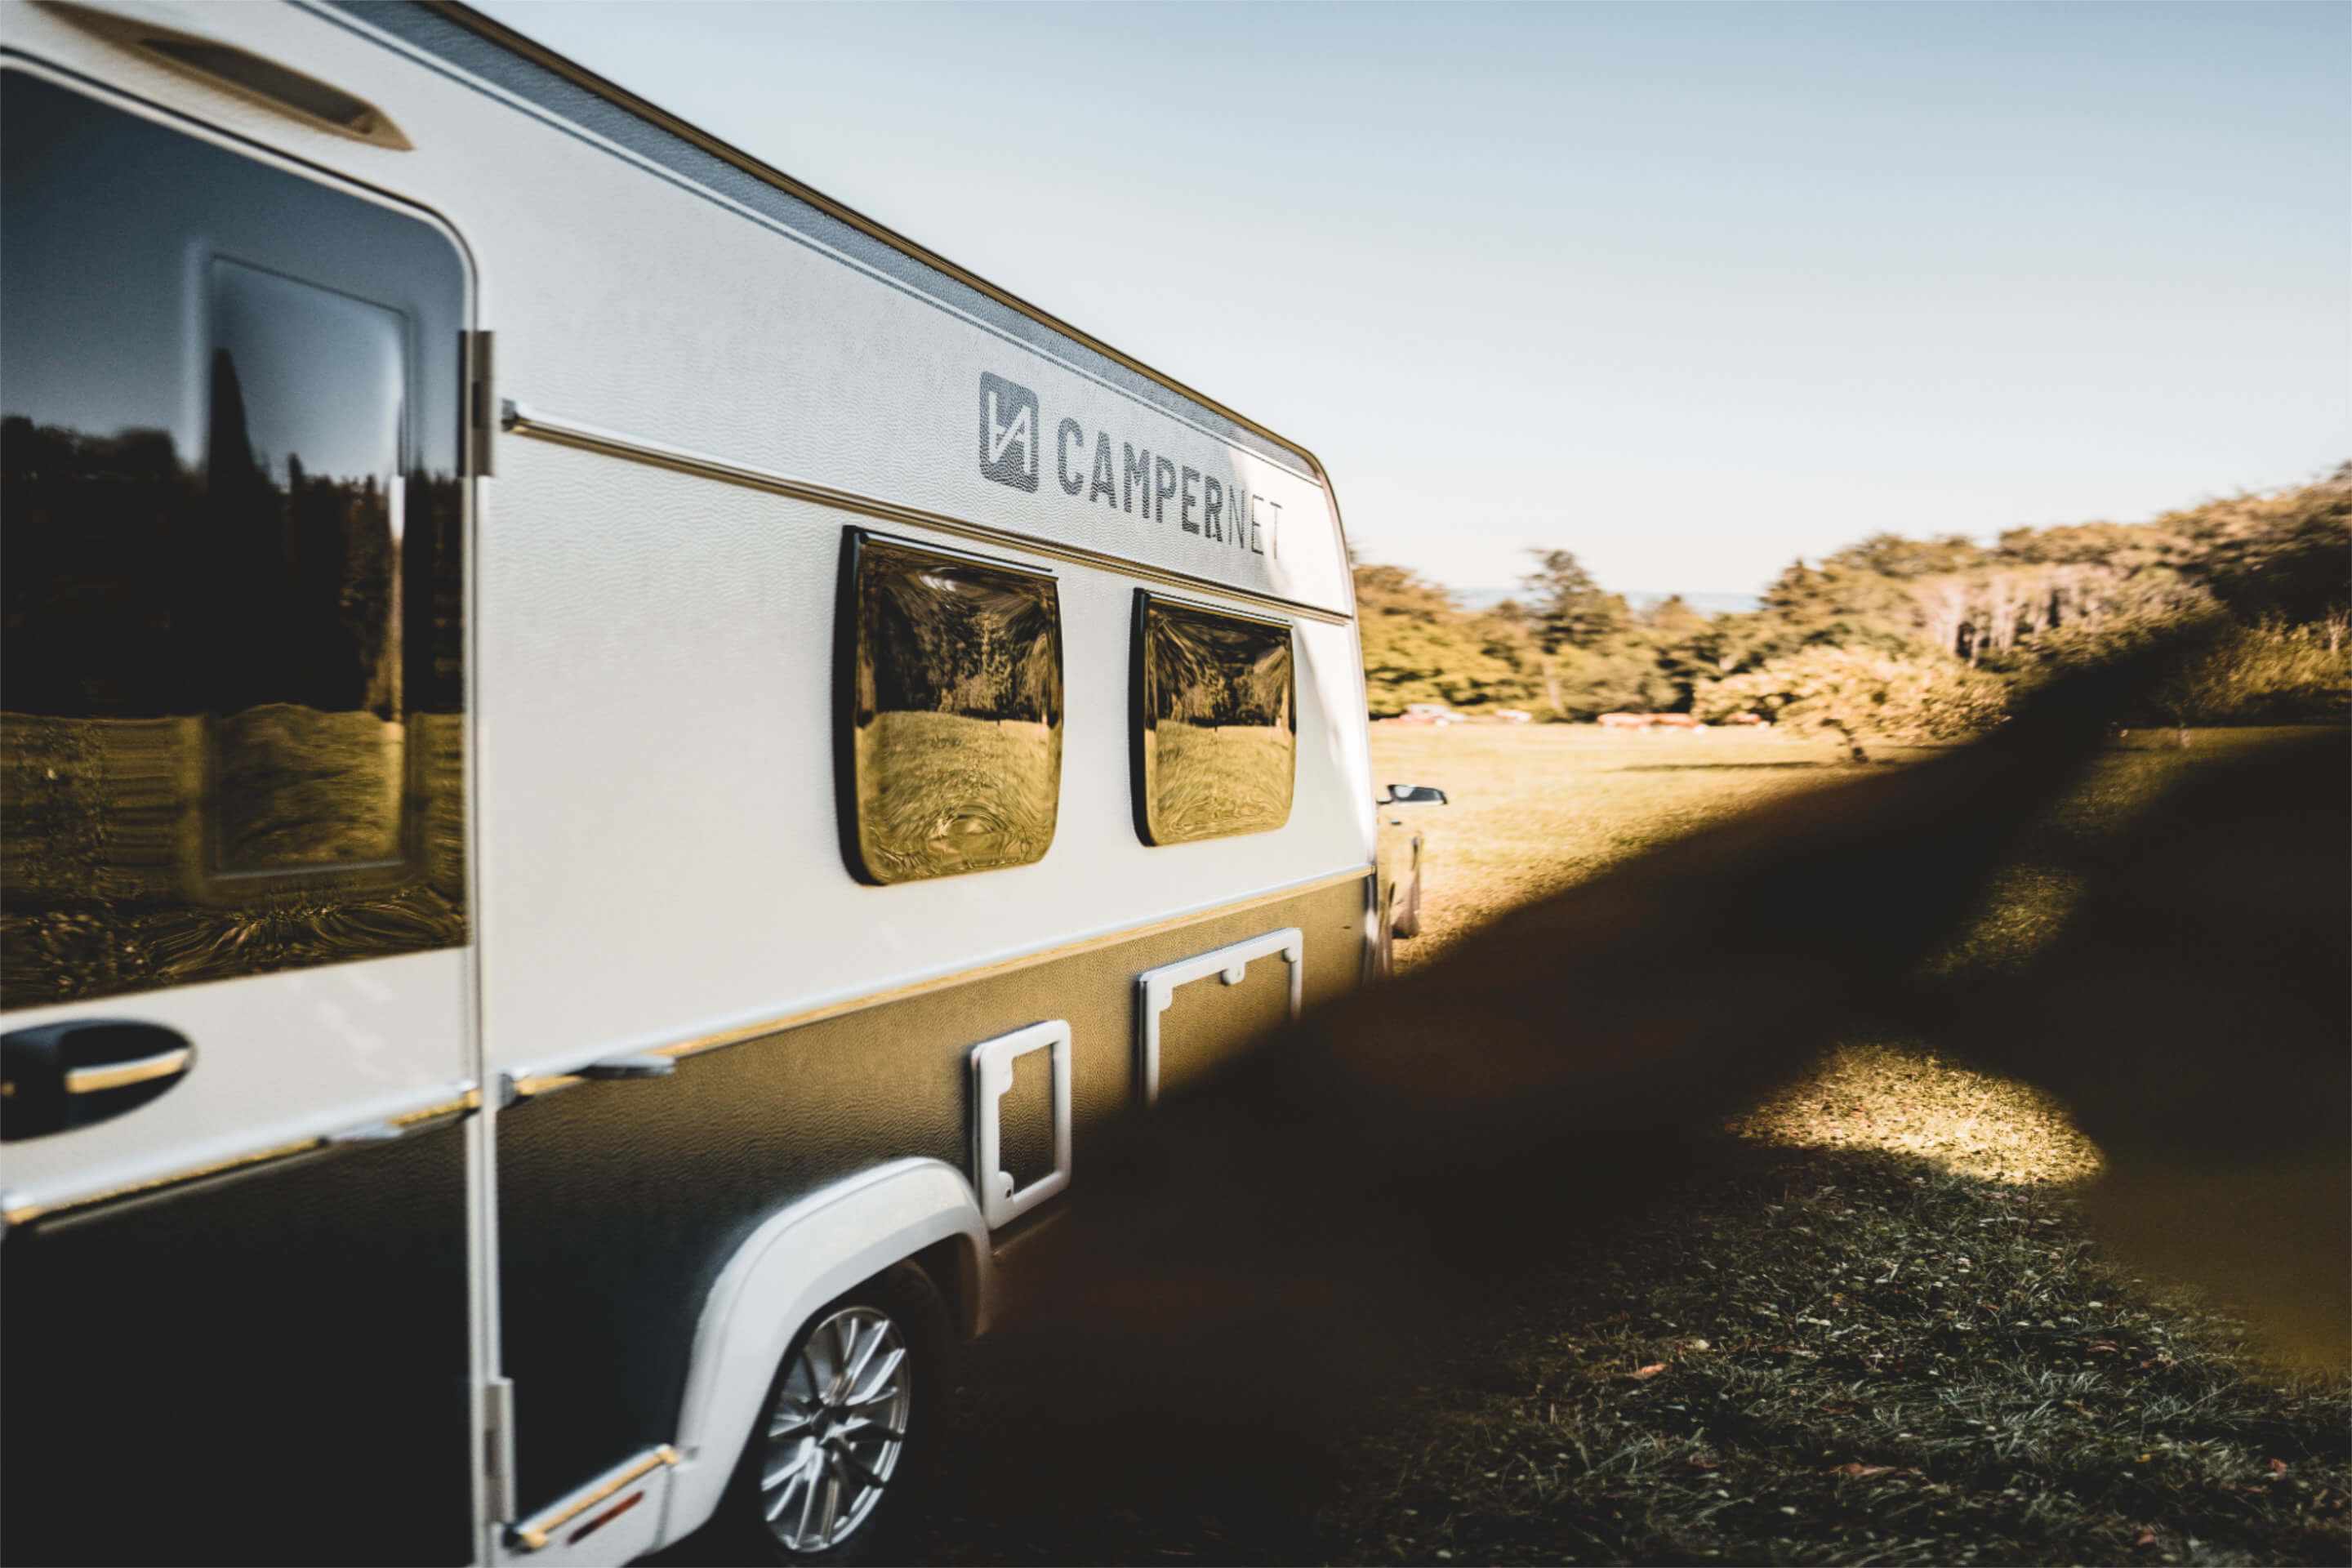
844;534;1062;884
1134;595;1294;845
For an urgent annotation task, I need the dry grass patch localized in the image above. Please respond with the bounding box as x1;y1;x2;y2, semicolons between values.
1374;726;1946;971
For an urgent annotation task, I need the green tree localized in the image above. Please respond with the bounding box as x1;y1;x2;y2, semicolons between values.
1352;560;1463;622
1637;595;1722;711
1695;646;2007;764
1358;613;1535;714
1352;561;1535;715
1523;548;1633;650
2148;620;2352;744
1821;532;1983;581
1468;599;1549;700
1548;644;1678;720
1641;594;1711;643
2159;465;2352;626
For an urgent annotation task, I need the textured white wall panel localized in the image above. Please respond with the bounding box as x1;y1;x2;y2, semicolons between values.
0;948;470;1214
478;445;1366;1073
5;0;1375;1079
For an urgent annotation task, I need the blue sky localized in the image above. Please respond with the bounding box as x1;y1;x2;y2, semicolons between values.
475;1;2350;598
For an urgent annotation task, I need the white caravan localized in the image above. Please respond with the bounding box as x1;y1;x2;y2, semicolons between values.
0;3;1410;1563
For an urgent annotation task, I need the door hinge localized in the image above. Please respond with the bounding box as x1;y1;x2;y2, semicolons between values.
465;329;495;478
485;1374;518;1524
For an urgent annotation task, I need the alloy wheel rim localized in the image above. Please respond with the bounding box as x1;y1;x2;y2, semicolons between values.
758;1306;912;1553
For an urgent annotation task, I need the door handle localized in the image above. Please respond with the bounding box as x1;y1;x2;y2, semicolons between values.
2;1021;196;1141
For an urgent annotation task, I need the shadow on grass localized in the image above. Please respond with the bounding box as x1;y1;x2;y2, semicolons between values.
1316;1138;2350;1567
859;1134;2350;1568
888;1134;1775;1566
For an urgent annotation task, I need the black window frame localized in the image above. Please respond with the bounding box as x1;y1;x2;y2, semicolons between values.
1129;590;1298;848
832;528;1065;886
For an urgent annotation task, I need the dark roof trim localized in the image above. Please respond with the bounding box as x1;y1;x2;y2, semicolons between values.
318;0;1324;482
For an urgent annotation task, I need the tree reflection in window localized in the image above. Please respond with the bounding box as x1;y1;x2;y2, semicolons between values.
1132;595;1294;845
204;261;410;875
840;532;1062;884
0;75;466;1009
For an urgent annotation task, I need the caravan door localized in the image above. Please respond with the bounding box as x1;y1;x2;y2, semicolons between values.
0;66;479;1565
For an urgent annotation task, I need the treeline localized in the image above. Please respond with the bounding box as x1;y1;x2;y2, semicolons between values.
2;412;468;722
1358;464;2352;748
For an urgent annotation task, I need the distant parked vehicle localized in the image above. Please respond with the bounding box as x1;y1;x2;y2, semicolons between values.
1374;785;1449;951
1596;712;1709;732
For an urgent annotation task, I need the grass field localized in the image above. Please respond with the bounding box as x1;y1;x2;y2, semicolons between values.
1370;723;2295;974
1322;722;2350;1566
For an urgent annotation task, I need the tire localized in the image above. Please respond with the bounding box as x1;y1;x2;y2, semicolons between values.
712;1260;955;1564
1390;870;1423;940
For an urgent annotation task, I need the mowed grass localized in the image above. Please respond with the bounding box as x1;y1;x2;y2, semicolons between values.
1325;723;2350;1566
1373;724;2286;973
1375;725;1947;972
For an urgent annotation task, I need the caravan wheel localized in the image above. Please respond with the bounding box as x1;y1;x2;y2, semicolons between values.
719;1261;952;1563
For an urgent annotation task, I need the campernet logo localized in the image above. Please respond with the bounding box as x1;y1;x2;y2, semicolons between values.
970;370;1277;559
978;372;1039;492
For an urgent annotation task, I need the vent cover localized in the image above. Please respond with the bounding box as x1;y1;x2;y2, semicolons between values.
42;3;412;149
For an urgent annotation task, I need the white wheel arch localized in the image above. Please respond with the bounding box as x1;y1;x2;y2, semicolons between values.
654;1158;994;1548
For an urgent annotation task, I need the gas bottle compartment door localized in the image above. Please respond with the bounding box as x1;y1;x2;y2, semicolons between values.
969;1020;1072;1229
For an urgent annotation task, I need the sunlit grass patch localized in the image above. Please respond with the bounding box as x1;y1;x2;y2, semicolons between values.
1731;1043;2105;1187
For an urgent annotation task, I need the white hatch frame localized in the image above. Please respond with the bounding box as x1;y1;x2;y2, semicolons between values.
1134;929;1304;1107
967;1021;1073;1228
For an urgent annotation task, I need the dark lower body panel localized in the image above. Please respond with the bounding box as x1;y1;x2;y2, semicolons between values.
1;1121;473;1566
497;876;1367;1512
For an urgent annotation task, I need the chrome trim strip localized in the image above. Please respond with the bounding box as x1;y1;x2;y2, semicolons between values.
63;1047;193;1094
501;401;1353;628
505;866;1376;1098
511;1444;679;1552
0;1085;479;1228
3;1134;320;1229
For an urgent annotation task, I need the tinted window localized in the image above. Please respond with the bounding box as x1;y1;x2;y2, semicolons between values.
1131;595;1294;845
1;74;467;1009
838;532;1062;884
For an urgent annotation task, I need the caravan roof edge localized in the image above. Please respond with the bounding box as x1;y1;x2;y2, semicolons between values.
329;2;1342;503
